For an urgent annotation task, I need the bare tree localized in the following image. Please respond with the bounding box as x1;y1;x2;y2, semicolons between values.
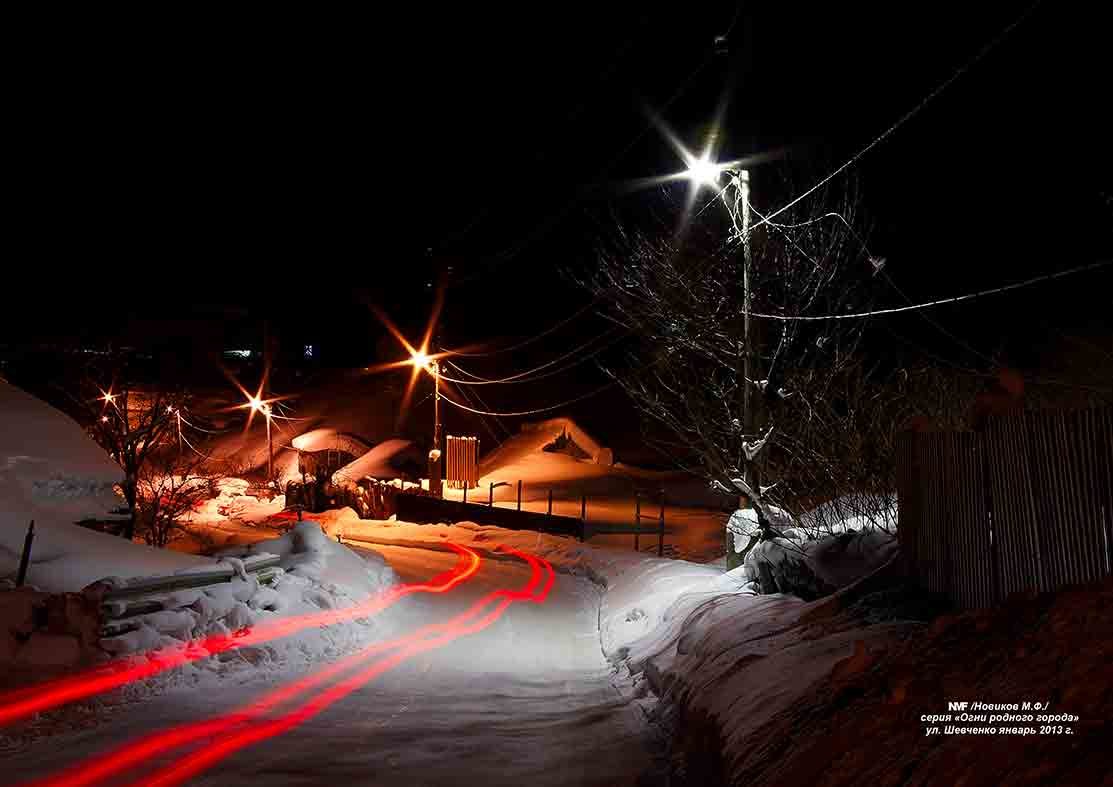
134;450;224;548
590;174;882;566
77;371;188;540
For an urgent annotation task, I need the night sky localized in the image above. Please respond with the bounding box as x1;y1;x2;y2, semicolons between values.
6;3;1110;394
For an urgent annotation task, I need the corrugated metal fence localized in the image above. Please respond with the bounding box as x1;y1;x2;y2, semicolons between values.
897;407;1113;608
446;435;479;490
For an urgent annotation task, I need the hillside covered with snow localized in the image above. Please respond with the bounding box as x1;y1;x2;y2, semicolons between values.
0;380;207;591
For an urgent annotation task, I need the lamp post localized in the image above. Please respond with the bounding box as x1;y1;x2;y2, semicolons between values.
733;169;755;508
684;158;754;465
685;157;757;561
410;351;443;497
248;397;274;482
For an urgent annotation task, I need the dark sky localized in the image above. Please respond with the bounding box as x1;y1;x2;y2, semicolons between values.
7;2;1110;377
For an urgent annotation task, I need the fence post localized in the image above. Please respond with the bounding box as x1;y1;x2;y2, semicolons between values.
489;482;494;507
16;520;34;587
634;493;641;552
517;480;522;511
547;489;553;516
658;492;665;557
581;493;586;521
463;485;467;504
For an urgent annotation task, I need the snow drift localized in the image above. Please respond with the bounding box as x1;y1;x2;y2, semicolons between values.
99;520;396;663
0;380;207;592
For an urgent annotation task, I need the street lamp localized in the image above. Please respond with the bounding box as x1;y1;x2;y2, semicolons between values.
248;396;274;482
683;156;757;514
410;350;443;496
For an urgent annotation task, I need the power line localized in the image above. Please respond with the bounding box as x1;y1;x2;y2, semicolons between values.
439;380;617;418
438;329;625;385
442;299;601;357
696;0;1043;228
739;260;1109;322
452;381;509;444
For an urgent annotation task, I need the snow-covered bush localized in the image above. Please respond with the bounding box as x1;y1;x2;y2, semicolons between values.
729;495;899;599
99;521;396;662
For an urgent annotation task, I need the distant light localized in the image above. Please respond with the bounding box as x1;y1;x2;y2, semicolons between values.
304;344;314;359
410;350;430;369
101;415;109;422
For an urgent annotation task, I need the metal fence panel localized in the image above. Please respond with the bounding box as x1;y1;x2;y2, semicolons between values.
898;407;1113;609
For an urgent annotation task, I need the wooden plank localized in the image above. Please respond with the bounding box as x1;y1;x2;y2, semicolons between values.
1102;408;1113;575
987;414;1033;597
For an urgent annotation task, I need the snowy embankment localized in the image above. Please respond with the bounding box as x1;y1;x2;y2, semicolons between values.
727;497;899;596
0;380;207;592
99;520;396;668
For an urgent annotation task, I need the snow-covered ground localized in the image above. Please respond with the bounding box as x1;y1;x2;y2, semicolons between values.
2;383;904;786
97;520;397;662
5;535;661;786
0;380;207;591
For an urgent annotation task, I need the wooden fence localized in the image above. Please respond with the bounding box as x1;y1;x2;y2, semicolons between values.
896;407;1113;608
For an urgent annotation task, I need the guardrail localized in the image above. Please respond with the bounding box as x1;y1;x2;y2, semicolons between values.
98;554;283;641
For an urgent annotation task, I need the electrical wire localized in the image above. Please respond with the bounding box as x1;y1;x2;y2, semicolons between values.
737;260;1109;322
176;414;226;435
441;299;601;357
695;0;1043;229
452;382;507;445
438;329;626;385
439;380;617;418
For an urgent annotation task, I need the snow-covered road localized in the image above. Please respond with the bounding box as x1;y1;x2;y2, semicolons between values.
9;544;656;786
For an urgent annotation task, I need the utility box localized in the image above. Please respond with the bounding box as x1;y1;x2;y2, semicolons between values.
446;435;479;489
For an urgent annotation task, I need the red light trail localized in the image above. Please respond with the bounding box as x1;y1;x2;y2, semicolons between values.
25;547;554;787
0;544;481;728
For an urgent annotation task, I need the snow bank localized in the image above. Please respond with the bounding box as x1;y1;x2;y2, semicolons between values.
0;380;206;592
100;521;395;673
729;495;899;597
185;477;285;527
222;520;394;602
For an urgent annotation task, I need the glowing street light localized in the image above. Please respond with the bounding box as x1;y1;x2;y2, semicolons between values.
240;392;275;483
683;151;727;189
